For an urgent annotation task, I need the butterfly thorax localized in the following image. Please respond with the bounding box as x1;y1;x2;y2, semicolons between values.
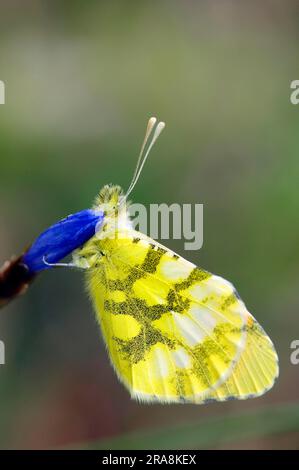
72;184;132;269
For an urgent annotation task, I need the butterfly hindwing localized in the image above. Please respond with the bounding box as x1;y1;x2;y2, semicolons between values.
79;229;278;403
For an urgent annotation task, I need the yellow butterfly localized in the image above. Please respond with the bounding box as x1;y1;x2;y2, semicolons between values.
72;118;278;404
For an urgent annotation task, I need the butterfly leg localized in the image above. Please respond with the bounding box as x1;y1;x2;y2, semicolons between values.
42;256;79;269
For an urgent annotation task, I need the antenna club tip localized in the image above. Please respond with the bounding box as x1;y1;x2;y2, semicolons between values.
149;117;157;125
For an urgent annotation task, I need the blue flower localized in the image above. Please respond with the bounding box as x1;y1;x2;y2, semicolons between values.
23;209;104;273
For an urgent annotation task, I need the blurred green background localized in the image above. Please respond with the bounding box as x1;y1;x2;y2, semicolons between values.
0;0;299;450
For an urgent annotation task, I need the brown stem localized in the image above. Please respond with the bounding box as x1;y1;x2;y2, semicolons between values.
0;256;35;308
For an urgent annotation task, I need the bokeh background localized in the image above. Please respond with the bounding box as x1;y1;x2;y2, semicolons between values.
0;0;299;450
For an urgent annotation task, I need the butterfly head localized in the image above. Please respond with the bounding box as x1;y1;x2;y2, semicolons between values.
93;184;128;216
96;184;123;206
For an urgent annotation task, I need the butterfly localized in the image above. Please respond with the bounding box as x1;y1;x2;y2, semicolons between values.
65;117;278;404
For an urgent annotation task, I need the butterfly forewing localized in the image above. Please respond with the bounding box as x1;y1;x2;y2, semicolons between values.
81;229;278;403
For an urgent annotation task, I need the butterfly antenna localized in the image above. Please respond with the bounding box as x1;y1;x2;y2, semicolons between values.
127;117;157;194
122;117;165;202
